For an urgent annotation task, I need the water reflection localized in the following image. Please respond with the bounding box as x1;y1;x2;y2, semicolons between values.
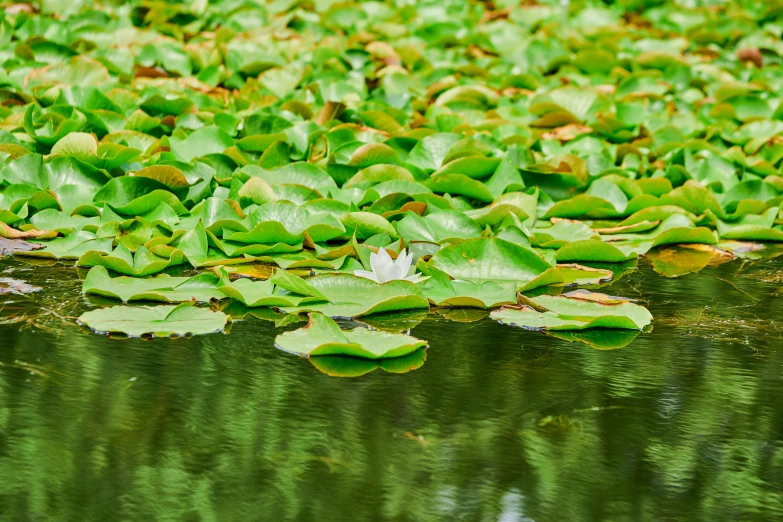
0;257;783;520
309;347;427;377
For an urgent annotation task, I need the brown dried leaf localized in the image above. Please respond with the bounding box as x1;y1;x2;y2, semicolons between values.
0;277;41;295
0;223;57;239
737;48;763;68
0;237;43;256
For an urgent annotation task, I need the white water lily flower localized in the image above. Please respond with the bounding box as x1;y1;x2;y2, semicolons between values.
354;247;427;284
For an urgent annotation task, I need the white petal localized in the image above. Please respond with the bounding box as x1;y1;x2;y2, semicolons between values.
404;273;429;284
402;251;417;278
390;251;410;280
354;270;380;283
377;247;393;265
375;248;395;282
369;250;381;276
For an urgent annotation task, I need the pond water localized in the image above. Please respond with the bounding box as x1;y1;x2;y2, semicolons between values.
1;254;783;522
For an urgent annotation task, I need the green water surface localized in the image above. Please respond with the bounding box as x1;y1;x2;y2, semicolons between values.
1;255;783;522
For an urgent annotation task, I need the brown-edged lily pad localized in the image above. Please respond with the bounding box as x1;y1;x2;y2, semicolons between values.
491;290;652;331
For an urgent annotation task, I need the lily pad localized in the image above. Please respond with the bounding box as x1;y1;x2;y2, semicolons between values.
78;303;229;337
491;290;652;331
274;313;427;359
280;273;430;318
416;263;517;308
82;266;224;303
428;238;563;291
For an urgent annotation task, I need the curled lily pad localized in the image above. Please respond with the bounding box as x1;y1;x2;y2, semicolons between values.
715;208;783;241
82;266;223;303
555;239;644;263
225;201;346;245
491;290;652;331
278;273;429;318
428;238;563;291
274;313;427;359
215;268;325;307
395;210;482;244
78;303;229;337
416;263;517;308
77;243;186;276
16;231;113;260
558;264;614;286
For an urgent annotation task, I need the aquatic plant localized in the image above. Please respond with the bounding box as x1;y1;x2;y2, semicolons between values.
353;248;426;284
8;0;783;350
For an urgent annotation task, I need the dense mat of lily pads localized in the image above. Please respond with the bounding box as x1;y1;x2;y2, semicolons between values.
2;0;783;356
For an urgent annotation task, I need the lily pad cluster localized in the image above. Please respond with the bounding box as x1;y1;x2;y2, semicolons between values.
13;0;783;351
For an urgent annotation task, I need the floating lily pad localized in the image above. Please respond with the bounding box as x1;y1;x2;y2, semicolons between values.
491;290;652;331
82;266;223;303
78;303;229;337
558;264;614;286
428;238;563;291
77;243;186;276
279;273;430;318
274;313;427;359
416;263;517;308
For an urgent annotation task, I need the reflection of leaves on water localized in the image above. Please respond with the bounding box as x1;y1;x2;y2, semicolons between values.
394;431;442;448
538;414;584;432
265;452;355;473
0;262;84;334
356;309;428;332
0;360;62;378
537;405;632;432
0;278;41;295
647;245;733;278
309;347;427;378
658;306;783;346
756;270;783;283
497;351;556;374
548;329;641;350
437;308;489;323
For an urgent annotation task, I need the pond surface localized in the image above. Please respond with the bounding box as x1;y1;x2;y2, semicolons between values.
1;254;783;522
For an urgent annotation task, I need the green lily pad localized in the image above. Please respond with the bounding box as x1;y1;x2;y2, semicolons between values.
279;273;429;318
225;201;346;244
78;303;229;337
491;290;652;331
428;238;563;291
395;210;482;244
82;266;224;303
274;313;427;359
416;263;518;308
16;231;113;260
555;239;644;263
